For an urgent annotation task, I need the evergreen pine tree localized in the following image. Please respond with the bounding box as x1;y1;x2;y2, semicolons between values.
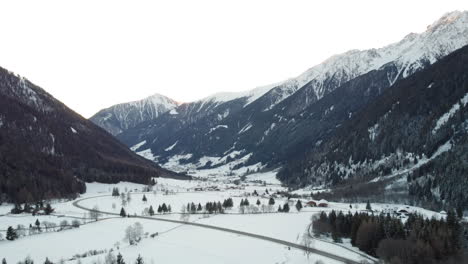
197;203;202;211
283;203;290;213
148;206;154;216
296;200;303;212
44;258;53;264
11;203;23;214
278;205;283;212
157;205;162;213
366;201;372;211
256;199;261;206
44;204;53;215
116;253;125;264
135;255;143;264
6;226;17;241
117;253;125;264
162;203;168;213
268;198;275;205
142;195;147;202
2;258;6;264
120;207;127;217
35;219;41;231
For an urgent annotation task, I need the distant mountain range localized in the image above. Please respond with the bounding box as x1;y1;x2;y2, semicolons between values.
0;67;185;204
90;11;468;208
90;94;180;136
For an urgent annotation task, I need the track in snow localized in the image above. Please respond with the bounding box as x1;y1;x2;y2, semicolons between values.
73;194;374;264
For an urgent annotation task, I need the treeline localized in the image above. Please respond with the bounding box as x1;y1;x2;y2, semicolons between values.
313;210;466;263
10;201;54;215
2;218;82;241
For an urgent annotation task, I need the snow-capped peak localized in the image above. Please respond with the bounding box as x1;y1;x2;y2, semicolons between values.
427;10;464;31
295;10;468;99
90;92;180;135
199;82;283;105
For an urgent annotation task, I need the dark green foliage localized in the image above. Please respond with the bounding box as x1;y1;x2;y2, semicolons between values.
116;253;125;264
161;203;168;213
204;201;224;214
240;198;250;207
295;200;303;211
10;204;22;214
0;66;187;204
278;46;468;209
135;255;143;264
120;207;126;217
312;210;464;263
268;197;275;205
43;258;52;264
142;195;147;202
222;198;233;208
256;199;261;206
282;203;290;213
6;226;17;240
148;206;154;216
44;204;53;215
112;188;120;197
366;201;372;211
117;253;125;264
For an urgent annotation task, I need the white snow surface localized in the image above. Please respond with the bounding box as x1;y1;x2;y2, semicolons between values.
164;141;178;151
433;92;468;134
295;11;468;100
130;140;146;151
136;148;157;161
0;179;452;264
208;125;228;134
199;82;282;106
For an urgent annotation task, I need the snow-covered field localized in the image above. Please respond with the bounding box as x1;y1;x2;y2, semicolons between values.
0;175;450;264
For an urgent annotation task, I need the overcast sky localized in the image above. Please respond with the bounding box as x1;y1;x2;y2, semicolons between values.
1;0;468;117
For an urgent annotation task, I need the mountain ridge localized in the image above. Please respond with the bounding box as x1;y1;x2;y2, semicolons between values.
0;67;186;204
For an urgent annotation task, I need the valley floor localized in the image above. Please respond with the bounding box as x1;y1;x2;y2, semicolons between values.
0;174;449;264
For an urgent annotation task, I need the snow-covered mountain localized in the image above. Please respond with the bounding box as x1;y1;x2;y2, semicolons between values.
90;94;179;136
0;67;186;203
279;44;468;208
284;10;468;114
97;11;468;180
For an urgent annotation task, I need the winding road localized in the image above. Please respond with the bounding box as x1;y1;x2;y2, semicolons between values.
73;194;375;264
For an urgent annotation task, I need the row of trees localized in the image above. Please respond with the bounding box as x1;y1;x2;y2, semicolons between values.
312;210;466;263
3;219;81;241
119;203;173;218
5;251;134;264
10;203;53;215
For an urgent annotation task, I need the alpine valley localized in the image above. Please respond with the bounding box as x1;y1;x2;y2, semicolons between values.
2;5;468;264
91;11;468;209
